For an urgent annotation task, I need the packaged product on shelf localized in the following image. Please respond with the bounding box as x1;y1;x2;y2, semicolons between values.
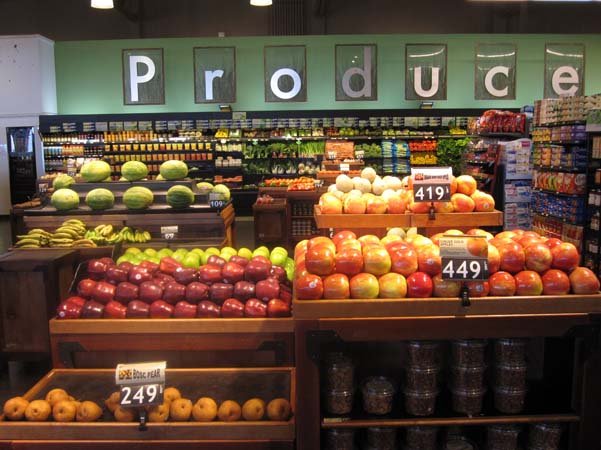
494;362;528;389
493;386;526;414
528;423;563;450
451;340;488;366
405;426;439;450
404;387;438;416
366;427;397;450
494;338;528;364
361;376;396;415
324;428;355;450
449;364;486;391
486;424;521;450
450;386;486;416
324;389;354;415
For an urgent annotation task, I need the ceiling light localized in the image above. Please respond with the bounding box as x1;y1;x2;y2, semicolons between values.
250;0;273;6
91;0;114;9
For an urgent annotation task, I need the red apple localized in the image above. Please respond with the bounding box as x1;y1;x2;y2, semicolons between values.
173;301;197;318
244;298;267;318
163;282;187;304
173;267;199;285
542;269;571;295
114;282;139;303
432;273;462;297
349;273;379;299
488;244;501;274
389;245;418;277
77;279;97;299
81;300;105;318
210;283;234;304
514;270;543;296
256;278;281;302
198;264;223;284
308;236;336;254
118;261;134;272
103;300;127;319
498;242;525;274
378;273;407;298
305;245;335;276
269;266;287;284
323;273;350;299
363;246;392;276
544;238;563;250
139;260;159;274
518;236;541;250
334;248;364;276
267;298;291;317
138;281;164;304
332;231;357;247
466;280;490;297
296;274;324;300
126;300;150;318
337;239;362;254
244;257;273;282
128;266;153;285
185;282;210;303
233;281;255;302
91;281;116;304
230;255;250;267
489;271;516;296
279;284;292;304
551;243;580;273
418;245;442;276
197;300;221;318
105;266;128;285
159;257;182;275
149;300;174;318
99;257;115;267
154;272;175;284
569;267;601;294
406;272;433;298
56;297;86;319
358;235;381;249
207;254;227;268
524;243;553;273
87;259;108;281
221;298;245;318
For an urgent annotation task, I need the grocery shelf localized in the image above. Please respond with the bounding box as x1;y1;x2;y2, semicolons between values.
532;165;586;173
533;141;586;146
531;188;584;198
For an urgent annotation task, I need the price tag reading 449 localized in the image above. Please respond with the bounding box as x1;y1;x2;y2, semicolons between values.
116;361;166;407
411;167;452;203
439;235;489;281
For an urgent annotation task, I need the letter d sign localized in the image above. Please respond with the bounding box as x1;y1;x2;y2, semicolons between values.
123;49;165;105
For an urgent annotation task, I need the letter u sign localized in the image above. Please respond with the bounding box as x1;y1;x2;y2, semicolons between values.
405;44;447;101
122;49;165;105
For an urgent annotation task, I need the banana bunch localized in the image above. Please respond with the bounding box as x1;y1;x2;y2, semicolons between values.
15;219;97;248
14;229;52;248
84;225;151;245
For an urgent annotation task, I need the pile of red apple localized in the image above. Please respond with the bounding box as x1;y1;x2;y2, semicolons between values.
295;229;601;300
57;254;292;320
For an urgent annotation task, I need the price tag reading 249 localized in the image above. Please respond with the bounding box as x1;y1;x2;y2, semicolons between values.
411;167;452;203
116;361;166;408
439;235;489;281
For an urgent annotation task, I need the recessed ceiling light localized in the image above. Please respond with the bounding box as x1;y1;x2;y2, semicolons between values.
91;0;114;9
250;0;273;6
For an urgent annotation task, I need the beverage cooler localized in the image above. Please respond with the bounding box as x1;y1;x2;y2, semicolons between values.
6;126;40;205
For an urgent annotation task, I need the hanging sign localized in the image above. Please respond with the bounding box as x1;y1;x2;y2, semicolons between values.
335;44;377;101
475;43;517;100
544;43;585;99
264;46;307;102
405;44;447;100
440;235;489;281
411;166;452;203
122;48;165;105
194;47;236;104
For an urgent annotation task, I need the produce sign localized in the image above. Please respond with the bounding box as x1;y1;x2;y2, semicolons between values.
116;361;166;407
440;235;489;281
411;167;452;203
160;226;178;240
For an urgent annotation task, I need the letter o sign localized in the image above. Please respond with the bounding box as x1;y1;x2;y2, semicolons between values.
270;68;302;100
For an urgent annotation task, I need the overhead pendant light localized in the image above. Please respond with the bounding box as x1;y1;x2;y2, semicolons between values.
91;0;114;9
250;0;273;6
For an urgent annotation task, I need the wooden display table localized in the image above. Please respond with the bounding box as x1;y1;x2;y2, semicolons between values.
0;368;295;449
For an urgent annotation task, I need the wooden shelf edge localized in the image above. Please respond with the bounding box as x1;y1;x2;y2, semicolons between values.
321;413;579;428
49;318;294;335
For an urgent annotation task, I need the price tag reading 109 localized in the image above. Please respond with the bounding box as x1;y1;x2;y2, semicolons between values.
439;235;489;281
411;167;452;203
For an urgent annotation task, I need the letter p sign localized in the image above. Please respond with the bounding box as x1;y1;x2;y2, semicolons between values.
123;49;165;105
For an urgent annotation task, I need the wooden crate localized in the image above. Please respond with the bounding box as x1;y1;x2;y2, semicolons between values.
0;368;295;442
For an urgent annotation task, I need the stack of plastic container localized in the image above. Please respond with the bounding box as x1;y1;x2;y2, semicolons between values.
449;339;488;417
403;341;441;417
323;352;356;449
493;339;528;414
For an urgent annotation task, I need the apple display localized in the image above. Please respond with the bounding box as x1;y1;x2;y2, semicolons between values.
244;257;272;282
432;273;462;297
323;273;350;299
542;269;571;295
514;270;543;296
569;267;600;294
138;281;164;304
114;282;139;303
198;264;223;285
210;283;234;305
126;300;150;318
551;243;580;273
334;248;364;276
173;301;198;318
255;278;280;303
349;273;379;299
363;246;392;276
149;300;174;318
296;274;324;300
267;299;291;317
233;281;256;302
173;267;198;285
244;299;267;318
489;271;517;297
378;273;407;298
197;301;221;318
305;245;335;276
163;282;187;304
406;272;433;298
91;281;116;304
524;243;553;273
80;300;105;319
221;298;245;318
103;300;127;319
77;279;96;299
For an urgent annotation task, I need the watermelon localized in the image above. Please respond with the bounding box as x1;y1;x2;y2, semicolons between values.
85;188;115;210
52;174;75;190
212;184;231;201
156;174;165;181
123;186;154;210
196;182;214;191
159;160;188;180
80;161;111;182
51;188;80;211
122;161;149;181
166;185;195;209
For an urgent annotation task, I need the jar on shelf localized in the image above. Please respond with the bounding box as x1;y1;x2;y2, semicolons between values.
405;426;439;450
403;388;438;416
527;422;563;450
493;386;527;414
404;365;440;391
324;388;354;415
366;427;396;450
494;338;528;364
407;340;442;367
450;364;487;390
324;428;356;450
450;386;486;416
451;339;488;366
494;362;527;389
486;424;521;450
361;376;396;416
324;352;354;391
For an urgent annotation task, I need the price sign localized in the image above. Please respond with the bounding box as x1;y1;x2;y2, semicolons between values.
160;225;178;240
340;163;350;172
209;192;227;209
116;361;166;407
38;183;49;194
439;235;489;281
355;150;364;160
411;167;452;203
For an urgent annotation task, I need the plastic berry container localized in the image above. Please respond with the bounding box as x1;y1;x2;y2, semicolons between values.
405;426;439;450
487;424;521;450
405;365;440;391
450;364;486;390
366;427;397;450
494;386;526;414
407;340;442;367
324;428;356;450
450;386;486;416
451;339;488;366
528;422;563;449
494;362;527;389
324;352;355;391
403;388;438;416
324;388;354;415
494;338;528;364
361;376;396;415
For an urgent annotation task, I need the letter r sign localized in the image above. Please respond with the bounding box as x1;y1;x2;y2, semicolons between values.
122;48;165;105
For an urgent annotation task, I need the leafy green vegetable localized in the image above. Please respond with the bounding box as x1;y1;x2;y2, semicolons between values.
437;138;471;176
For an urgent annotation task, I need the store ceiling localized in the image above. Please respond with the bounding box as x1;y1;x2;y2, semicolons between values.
0;0;599;40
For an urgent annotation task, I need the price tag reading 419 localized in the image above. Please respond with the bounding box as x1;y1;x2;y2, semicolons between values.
411;167;452;203
439;235;489;281
116;361;166;408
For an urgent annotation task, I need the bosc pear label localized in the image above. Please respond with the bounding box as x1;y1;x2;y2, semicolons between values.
116;361;166;407
439;235;489;281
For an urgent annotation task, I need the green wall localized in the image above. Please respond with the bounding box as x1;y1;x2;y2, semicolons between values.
55;34;601;114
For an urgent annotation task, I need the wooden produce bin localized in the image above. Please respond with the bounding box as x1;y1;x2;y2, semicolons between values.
0;250;77;355
253;199;288;248
0;368;295;448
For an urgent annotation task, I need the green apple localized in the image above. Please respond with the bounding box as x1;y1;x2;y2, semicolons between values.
190;248;205;258
271;247;288;258
252;246;270;259
237;247;253;260
182;252;201;268
270;251;287;267
156;248;174;259
221;247;237;256
116;254;132;265
285;266;294;282
220;252;234;262
143;248;158;257
125;247;141;255
285;257;295;271
202;247;221;265
132;253;146;264
148;256;161;264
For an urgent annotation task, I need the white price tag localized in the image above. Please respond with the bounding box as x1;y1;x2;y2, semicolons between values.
411;167;453;203
439;235;489;281
161;226;178;240
120;384;164;407
340;163;350;172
